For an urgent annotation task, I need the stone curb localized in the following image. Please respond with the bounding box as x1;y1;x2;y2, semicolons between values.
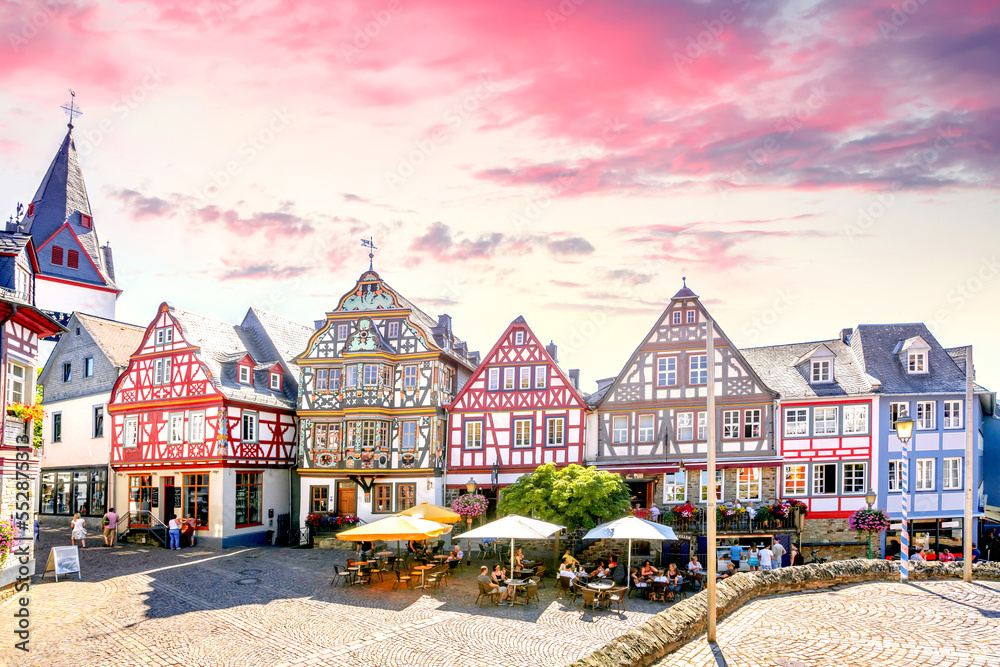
567;560;1000;667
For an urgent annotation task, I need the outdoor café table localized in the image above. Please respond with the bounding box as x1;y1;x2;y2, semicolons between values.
433;555;449;562
505;579;528;605
515;568;535;579
413;564;434;589
376;551;393;570
355;561;374;584
587;581;614;608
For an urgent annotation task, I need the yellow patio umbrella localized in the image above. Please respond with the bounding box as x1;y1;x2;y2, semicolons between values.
335;515;453;542
397;502;462;524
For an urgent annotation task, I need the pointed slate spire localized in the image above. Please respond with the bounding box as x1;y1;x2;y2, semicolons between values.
671;276;698;300
21;128;92;239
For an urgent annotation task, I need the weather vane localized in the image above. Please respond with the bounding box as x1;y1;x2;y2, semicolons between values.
61;89;82;129
361;237;378;271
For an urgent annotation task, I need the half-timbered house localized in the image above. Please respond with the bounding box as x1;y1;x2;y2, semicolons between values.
294;269;478;530
444;317;587;507
108;303;311;547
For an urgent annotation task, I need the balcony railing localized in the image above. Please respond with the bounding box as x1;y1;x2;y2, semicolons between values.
671;507;802;534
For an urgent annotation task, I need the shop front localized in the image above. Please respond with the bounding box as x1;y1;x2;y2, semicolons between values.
39;466;109;518
884;517;971;559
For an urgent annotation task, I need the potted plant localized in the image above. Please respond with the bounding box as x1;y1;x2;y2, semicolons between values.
6;402;44;422
451;493;488;531
0;519;18;569
848;507;891;558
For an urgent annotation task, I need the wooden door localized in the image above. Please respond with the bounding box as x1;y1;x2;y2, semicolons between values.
337;482;356;516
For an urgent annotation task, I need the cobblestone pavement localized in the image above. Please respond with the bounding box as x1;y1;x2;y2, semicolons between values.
1;527;664;667
658;580;1000;667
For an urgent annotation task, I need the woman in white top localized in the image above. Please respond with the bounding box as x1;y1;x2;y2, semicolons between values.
168;515;181;550
70;513;87;548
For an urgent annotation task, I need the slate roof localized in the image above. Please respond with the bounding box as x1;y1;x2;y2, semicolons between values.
76;313;146;368
741;339;874;399
0;234;31;256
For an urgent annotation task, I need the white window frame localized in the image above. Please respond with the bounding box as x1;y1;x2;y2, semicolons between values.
744;409;761;439
813;407;838;436
697;411;707;440
503;367;515;390
700;470;723;502
239;365;251;384
889;402;909;431
487;367;499;391
403;365;418;389
908;351;927;374
784;408;809;437
672;311;681;325
637;414;655;443
189;411;205;444
123;416;138;448
916;401;935;430
388;321;399;337
686;309;696;324
154;358;172;386
722;410;740;440
842;462;867;494
241;411;258;443
6;361;27;404
513;419;532;448
534;365;547;389
943;401;963;429
546;417;565;446
737;467;761;501
514;331;524;345
169;413;184;444
812;463;837;495
676;412;694;441
811;359;831;383
843;405;869;434
915;458;935;491
519;366;531;390
269;372;281;390
345;365;357;388
689;354;707;385
657;356;677;387
154;326;173;346
465;421;483;449
337;324;348;339
612;415;628;444
363;364;379;386
783;464;807;496
943;457;962;490
663;471;686;503
887;460;900;492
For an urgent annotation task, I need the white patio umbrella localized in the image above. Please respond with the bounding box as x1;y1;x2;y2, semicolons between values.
458;515;565;574
583;516;677;590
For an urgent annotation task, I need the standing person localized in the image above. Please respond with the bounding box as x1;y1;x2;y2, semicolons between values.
759;543;774;571
971;543;981;563
771;539;786;568
747;544;760;571
729;541;743;568
102;507;119;547
649;505;661;523
70;513;87;548
791;546;804;566
181;515;195;547
168;514;181;550
33;514;39;545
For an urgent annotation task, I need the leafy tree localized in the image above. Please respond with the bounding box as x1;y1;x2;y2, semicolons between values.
497;463;630;531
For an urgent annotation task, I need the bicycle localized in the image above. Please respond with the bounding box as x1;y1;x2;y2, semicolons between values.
807;549;827;564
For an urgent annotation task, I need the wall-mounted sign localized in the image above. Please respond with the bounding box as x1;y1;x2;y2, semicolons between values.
151;488;159;508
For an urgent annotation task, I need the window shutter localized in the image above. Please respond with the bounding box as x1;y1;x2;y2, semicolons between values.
27;203;34;217
67;249;80;269
80;214;93;229
52;246;63;265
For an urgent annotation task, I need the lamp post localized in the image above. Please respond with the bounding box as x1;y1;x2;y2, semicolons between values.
865;488;877;559
465;478;477;531
895;411;915;583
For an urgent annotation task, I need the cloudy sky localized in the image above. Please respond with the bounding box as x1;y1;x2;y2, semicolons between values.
1;0;998;391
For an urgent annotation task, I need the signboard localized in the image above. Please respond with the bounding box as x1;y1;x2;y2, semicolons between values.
174;488;182;507
43;546;81;582
4;418;25;445
151;488;159;508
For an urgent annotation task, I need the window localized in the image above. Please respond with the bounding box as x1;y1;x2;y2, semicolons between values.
843;405;869;434
657;356;677;387
908;351;927;373
685;309;695;324
663;472;686;502
310;486;329;512
722;410;740;439
270;372;281;390
154;327;173;345
672;311;681;325
842;462;867;494
814;407;838;435
397;483;416;511
337;324;348;339
546;417;564;446
93;406;104;438
346;365;357;388
238;365;251;384
363;364;379;385
488;368;499;391
241;412;258;443
7;362;26;404
331;368;341;390
514;331;524;345
677;413;694;441
612;415;628;443
51;245;63;265
916;401;935;430
503;367;515;390
783;465;807;496
388;321;399;337
689;354;707;385
52;413;62;443
169;413;184;444
396;365;414;390
373;484;393;513
812;463;837;495
183;473;210;528
915;459;935;490
465;421;483;449
15;265;29;300
123;417;138;447
700;470;723;502
67;249;79;269
84;357;94;378
316;369;328;391
513;419;532;448
154;358;172;385
80;213;93;229
943;401;963;429
784;408;808;436
737;468;761;501
889;402;909;431
63;362;71;382
811;359;831;383
638;414;655;443
943;457;962;490
887;460;900;492
744;409;761;439
519;367;531;390
534;366;547;389
697;412;707;440
235;472;262;526
189;411;205;443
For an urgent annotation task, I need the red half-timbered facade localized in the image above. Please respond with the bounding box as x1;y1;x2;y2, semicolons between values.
445;317;586;493
108;303;311;547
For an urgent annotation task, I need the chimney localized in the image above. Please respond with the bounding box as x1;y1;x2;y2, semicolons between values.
545;340;558;362
569;369;580;389
314;320;326;331
102;243;116;282
438;314;452;336
840;328;853;344
596;377;615;391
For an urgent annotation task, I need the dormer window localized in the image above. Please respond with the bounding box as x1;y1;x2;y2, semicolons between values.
908;351;927;373
269;372;281;390
672;311;681;325
239;366;251;384
80;214;93;229
811;359;831;383
154;327;173;346
514;331;524;345
686;309;696;324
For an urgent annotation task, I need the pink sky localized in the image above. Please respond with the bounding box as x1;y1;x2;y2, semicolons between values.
1;0;998;390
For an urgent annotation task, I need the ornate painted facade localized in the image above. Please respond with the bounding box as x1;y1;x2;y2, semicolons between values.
295;270;477;525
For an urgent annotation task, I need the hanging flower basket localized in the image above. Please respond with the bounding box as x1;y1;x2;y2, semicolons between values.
0;519;18;569
847;508;891;535
451;493;488;519
6;402;44;422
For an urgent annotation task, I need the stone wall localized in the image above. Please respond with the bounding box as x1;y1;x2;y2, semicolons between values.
800;517;867;561
678;467;779;507
567;559;1000;667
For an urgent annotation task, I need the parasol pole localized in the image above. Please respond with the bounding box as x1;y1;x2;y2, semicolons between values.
627;538;632;592
510;537;515;575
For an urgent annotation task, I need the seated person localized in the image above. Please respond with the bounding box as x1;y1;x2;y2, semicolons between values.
938;548;955;562
561;549;578;566
630;568;649;595
910;547;926;561
640;560;659;581
514;548;525;569
573;564;590;582
446;545;463;562
590;560;609;579
719;561;737;578
558;561;575;575
491;563;508;585
477;565;506;604
687;556;703;589
666;563;683;601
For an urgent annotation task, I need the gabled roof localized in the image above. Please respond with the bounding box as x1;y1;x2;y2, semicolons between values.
0;234;31;256
76;313;146;368
742;339;874;399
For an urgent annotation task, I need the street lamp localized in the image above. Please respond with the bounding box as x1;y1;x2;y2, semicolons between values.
865;488;877;559
465;478;477;531
895;411;915;582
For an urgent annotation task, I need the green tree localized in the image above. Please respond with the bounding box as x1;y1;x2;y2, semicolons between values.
497;463;630;531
